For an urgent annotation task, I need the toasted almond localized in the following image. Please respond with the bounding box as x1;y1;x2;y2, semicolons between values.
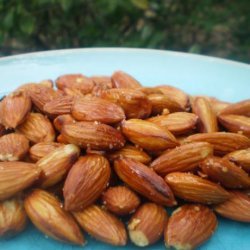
128;203;168;247
165;172;230;204
17;80;53;91
56;134;68;144
111;71;141;88
61;121;125;151
102;186;140;215
185;132;250;155
64;155;111;211
90;75;112;87
114;158;176;206
53;114;75;132
200;156;250;189
0;124;6;137
73;205;127;246
121;119;179;152
148;112;198;135
71;96;125;124
24;189;84;245
151;142;213;176
0;162;40;200
16;113;55;143
165;205;217;250
0;197;27;238
0;91;31;129
214;191;250;222
220;99;250;116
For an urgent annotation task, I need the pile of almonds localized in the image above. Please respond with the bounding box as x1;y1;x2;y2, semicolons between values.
0;71;249;249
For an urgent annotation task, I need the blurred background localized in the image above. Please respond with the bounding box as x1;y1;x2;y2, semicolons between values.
0;0;249;63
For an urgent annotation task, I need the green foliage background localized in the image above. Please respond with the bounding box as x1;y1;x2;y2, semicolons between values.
0;0;249;62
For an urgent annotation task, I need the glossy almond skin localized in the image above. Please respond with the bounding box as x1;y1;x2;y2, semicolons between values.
91;75;112;87
148;112;198;135
102;186;140;215
165;172;230;204
61;121;125;151
17;81;53;91
114;158;176;206
99;88;152;119
111;71;141;88
53;114;75;132
24;189;84;245
206;97;230;115
0;198;27;238
151;142;213;176
108;145;151;164
200;157;250;189
37;144;80;188
121;119;179;152
73;205;127;246
218;114;250;136
220;99;250;117
71;96;125;124
128;203;168;247
192;97;218;133
0;91;31;129
64;155;111;211
0;162;40;200
0;133;29;161
165;205;217;250
185;132;250;155
17;113;55;143
214;191;250;222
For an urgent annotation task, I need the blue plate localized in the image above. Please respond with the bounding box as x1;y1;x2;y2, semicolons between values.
0;48;249;250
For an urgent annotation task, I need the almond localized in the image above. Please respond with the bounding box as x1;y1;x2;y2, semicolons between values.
185;132;250;155
63;155;111;211
0;133;29;161
128;203;168;247
0;91;31;129
0;162;40;200
148;112;198;135
102;186;140;215
151;142;213;176
165;205;217;250
121;119;179;152
165;172;230;204
90;75;112;88
24;189;84;245
0;124;6;137
73;205;127;246
0;197;27;238
200;156;250;189
36;144;80;188
114;158;176;206
53;114;75;132
214;191;250;222
56;134;68;144
61;121;125;151
220;99;250;116
111;71;141;88
16;113;55;143
17;80;53;91
71;96;125;124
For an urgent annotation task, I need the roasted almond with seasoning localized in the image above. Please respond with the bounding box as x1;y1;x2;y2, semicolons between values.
218;114;250;136
185;132;250;155
114;158;176;206
102;186;140;215
148;112;198;135
91;75;112;87
121;119;179;152
200;156;250;189
108;145;151;164
24;189;84;245
36;144;80;188
0;162;40;200
192;97;218;133
128;203;168;247
99;88;152;119
64;155;111;211
73;205;127;246
220;99;250;117
17;80;53;91
214;191;250;222
111;71;141;88
71;96;125;124
0;91;31;129
16;113;55;143
165;172;230;204
61;121;125;151
165;205;217;250
0;197;27;238
53;114;75;132
0;133;29;161
206;97;230;115
151;142;213;176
